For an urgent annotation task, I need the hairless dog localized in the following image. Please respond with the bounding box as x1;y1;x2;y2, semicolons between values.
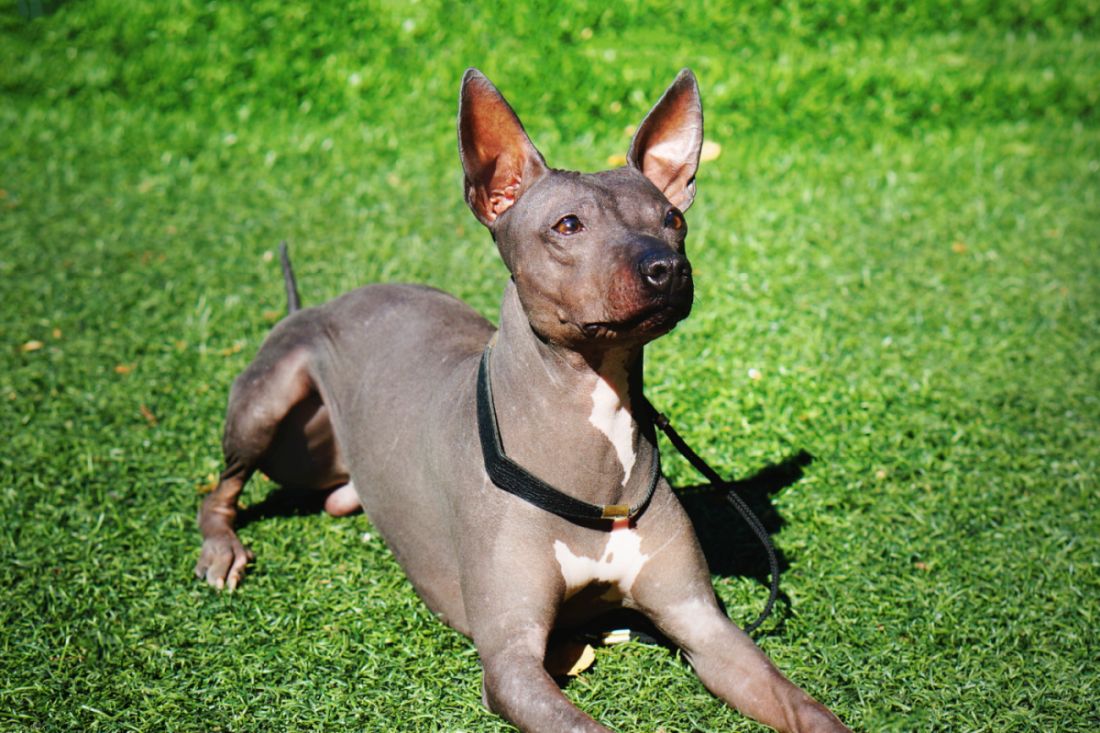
196;68;852;733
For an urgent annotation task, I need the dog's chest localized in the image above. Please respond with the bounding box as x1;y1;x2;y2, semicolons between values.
553;522;649;600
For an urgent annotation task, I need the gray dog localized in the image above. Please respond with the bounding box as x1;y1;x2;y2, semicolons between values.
195;68;851;733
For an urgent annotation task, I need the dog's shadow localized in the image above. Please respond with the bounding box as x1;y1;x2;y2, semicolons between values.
236;483;336;528
677;448;813;584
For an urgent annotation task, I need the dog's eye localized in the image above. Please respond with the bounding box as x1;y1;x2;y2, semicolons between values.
664;209;685;231
552;215;583;235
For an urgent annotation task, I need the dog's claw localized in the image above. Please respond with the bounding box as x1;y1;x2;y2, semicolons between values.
195;534;253;590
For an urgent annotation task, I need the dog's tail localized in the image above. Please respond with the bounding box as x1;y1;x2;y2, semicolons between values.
279;241;302;314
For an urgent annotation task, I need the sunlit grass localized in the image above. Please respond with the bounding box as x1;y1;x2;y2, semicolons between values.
2;2;1098;730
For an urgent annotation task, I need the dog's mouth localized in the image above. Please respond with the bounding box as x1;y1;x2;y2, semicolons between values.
579;296;692;340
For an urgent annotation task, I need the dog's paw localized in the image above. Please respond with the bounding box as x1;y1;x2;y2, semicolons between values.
194;533;254;591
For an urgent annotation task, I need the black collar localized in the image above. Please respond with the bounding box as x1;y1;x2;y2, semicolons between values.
476;343;659;523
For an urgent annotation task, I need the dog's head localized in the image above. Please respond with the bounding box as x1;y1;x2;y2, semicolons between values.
459;69;702;353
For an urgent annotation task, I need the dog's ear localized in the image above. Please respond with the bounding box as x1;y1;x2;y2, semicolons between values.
459;69;548;228
627;69;703;211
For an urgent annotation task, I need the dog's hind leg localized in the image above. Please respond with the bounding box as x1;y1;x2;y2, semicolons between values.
323;483;361;516
195;331;344;590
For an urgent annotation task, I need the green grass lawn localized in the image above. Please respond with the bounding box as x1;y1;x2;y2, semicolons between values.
2;1;1098;730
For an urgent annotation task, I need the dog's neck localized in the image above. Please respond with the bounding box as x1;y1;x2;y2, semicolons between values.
488;281;655;504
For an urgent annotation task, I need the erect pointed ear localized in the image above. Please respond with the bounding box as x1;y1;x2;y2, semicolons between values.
458;69;549;229
627;69;704;211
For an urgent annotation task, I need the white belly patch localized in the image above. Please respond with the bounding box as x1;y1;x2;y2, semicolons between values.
554;524;650;600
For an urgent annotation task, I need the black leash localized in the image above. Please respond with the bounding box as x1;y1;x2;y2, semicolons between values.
639;397;780;634
477;343;780;633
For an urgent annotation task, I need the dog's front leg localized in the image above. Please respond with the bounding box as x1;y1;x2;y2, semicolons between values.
464;563;612;732
629;498;851;732
652;596;850;733
479;632;613;733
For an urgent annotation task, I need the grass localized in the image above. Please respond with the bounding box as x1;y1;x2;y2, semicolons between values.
2;1;1098;730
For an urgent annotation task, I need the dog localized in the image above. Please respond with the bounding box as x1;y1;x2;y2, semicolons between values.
195;68;851;733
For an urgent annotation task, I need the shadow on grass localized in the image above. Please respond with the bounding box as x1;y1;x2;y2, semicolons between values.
236;485;346;528
17;0;68;20
678;448;814;583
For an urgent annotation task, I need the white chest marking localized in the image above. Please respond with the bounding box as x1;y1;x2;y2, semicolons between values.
554;525;650;599
588;375;636;486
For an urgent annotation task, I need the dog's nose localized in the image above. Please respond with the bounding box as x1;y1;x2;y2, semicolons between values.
638;251;690;294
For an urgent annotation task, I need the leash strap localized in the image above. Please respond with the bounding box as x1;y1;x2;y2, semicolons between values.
477;345;660;523
639;396;780;633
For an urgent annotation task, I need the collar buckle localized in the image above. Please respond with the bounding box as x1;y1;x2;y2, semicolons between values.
599;504;630;520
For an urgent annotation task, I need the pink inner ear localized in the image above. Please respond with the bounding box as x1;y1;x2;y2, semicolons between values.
641;138;693;193
627;71;702;209
459;71;549;226
488;180;521;220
